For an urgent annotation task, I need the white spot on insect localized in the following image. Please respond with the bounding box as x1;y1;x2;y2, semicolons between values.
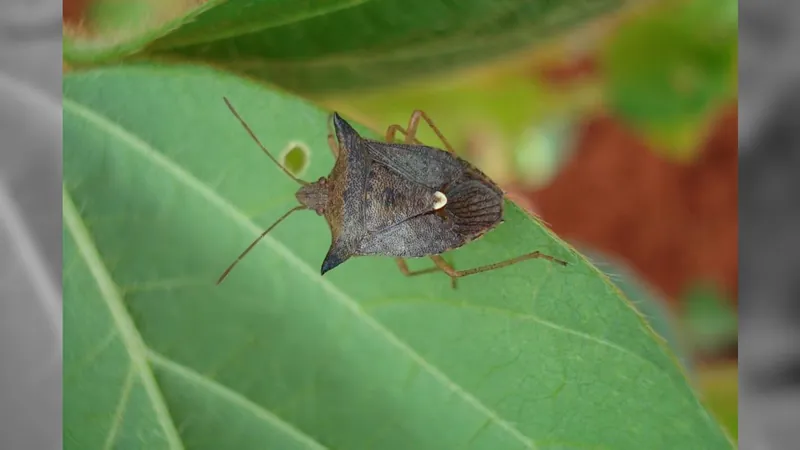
433;191;447;210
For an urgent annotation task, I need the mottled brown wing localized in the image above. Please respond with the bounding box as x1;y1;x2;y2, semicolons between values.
365;140;464;189
357;177;504;257
364;163;440;232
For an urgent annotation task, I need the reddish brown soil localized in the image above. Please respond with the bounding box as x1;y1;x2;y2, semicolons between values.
526;105;738;304
63;0;92;27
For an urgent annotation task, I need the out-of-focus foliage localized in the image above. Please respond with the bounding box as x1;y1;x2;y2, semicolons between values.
601;0;737;161
328;0;737;184
698;363;738;441
679;282;738;357
64;0;622;94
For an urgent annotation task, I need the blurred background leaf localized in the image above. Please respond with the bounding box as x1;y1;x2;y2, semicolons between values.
698;362;738;441
679;282;738;357
600;0;737;161
64;0;625;94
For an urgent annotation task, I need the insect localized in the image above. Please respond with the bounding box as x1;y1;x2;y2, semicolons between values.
217;97;567;288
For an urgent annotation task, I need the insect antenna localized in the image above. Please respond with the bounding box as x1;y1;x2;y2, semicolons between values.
223;97;309;186
217;205;306;284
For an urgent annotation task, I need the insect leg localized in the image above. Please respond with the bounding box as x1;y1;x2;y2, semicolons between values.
385;125;423;146
405;110;456;154
385;110;456;154
424;256;456;289
327;113;340;157
386;114;462;283
430;252;567;285
395;258;442;277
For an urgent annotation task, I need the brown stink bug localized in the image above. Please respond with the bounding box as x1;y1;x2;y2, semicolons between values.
217;98;567;288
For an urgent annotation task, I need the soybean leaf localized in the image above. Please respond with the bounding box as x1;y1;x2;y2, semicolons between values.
64;0;624;94
577;246;688;368
63;63;734;449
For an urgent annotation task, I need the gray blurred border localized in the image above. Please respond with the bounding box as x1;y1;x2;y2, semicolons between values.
1;0;62;448
739;1;800;449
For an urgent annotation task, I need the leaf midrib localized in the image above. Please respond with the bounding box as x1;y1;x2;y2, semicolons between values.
62;96;538;449
63;190;185;450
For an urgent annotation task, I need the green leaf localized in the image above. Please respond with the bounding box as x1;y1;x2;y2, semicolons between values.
64;0;624;94
576;246;688;368
63;64;733;449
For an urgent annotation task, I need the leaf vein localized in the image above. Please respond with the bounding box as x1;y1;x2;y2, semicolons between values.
147;350;329;449
364;296;659;368
103;365;136;450
63;327;118;380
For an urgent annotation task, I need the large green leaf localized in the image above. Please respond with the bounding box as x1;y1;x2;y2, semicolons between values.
63;64;733;449
64;0;623;94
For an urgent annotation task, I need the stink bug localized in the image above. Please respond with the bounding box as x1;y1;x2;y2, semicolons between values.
217;98;567;288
